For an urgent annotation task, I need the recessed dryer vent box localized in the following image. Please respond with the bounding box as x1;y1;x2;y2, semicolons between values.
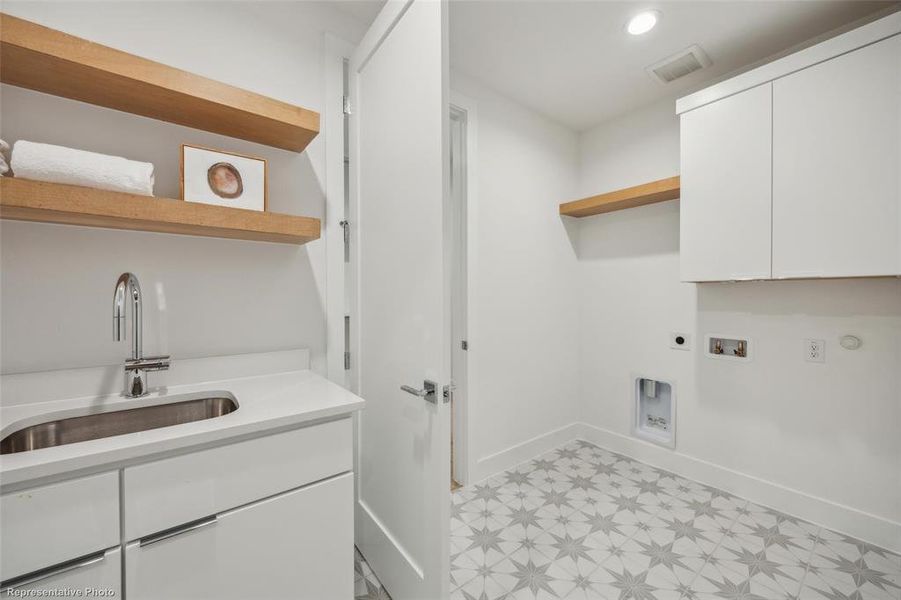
633;376;675;449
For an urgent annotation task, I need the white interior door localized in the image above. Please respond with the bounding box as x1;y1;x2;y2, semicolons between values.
349;1;450;599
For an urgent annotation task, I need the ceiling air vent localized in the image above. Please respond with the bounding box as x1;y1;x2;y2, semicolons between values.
646;45;711;84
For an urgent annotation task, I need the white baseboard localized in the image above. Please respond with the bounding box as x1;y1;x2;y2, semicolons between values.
575;422;901;554
473;423;582;483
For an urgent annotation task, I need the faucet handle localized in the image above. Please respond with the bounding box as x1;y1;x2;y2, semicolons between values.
125;355;171;372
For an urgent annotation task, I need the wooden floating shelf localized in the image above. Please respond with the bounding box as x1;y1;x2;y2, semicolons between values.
560;176;681;217
0;13;319;152
0;178;320;245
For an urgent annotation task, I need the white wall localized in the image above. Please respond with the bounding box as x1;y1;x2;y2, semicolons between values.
0;2;366;376
575;98;901;550
450;72;582;481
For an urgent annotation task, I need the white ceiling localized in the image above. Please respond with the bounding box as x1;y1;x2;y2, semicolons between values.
330;0;387;27
449;1;896;131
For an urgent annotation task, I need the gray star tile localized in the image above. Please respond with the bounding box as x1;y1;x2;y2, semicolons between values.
530;457;560;472
699;577;770;600
604;566;661;600
815;531;901;574
504;550;573;598
580;507;627;537
453;559;517;600
546;531;596;565
797;582;866;600
819;553;900;596
699;547;805;599
465;523;509;556
691;560;790;600
471;482;506;503
507;505;543;531
540;488;576;511
555;447;581;462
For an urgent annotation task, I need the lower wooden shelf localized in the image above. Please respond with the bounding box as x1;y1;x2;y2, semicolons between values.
560;176;681;217
0;178;320;244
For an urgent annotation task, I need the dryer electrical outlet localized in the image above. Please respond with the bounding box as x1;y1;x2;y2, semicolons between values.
669;332;692;350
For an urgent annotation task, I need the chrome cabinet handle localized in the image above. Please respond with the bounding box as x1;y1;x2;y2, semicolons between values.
0;550;107;592
139;515;218;548
401;380;437;404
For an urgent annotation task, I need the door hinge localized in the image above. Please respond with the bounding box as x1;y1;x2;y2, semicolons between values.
339;220;350;262
342;95;352;115
343;315;351;370
461;340;468;351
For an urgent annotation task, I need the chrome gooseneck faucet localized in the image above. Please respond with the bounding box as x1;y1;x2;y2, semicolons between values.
113;272;170;397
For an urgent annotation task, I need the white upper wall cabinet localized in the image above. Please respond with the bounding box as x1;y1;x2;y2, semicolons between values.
773;35;901;279
677;13;901;282
680;83;773;282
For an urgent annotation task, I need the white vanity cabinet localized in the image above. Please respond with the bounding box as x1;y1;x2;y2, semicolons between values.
125;474;352;600
772;34;901;278
0;417;355;600
678;14;901;281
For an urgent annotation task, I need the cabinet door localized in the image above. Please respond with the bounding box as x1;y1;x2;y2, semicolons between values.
126;473;352;600
1;548;120;599
680;83;773;281
1;472;120;581
773;34;901;278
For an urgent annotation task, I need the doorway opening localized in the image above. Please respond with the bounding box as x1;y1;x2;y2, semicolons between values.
449;104;469;491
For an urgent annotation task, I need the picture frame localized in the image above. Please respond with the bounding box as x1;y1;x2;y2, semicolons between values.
180;144;267;211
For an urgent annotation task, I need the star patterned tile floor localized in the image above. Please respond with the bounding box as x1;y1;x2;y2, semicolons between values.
450;440;901;600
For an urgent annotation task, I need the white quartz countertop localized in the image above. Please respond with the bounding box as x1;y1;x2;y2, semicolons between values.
0;368;364;487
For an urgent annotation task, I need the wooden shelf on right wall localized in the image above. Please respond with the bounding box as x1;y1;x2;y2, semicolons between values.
559;176;680;217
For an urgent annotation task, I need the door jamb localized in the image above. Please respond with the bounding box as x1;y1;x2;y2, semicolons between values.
449;91;478;487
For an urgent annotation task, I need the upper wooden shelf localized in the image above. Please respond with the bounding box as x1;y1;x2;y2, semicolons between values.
0;178;321;245
0;13;320;152
560;176;681;218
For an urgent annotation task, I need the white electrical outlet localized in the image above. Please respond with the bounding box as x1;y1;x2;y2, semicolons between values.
805;339;825;363
670;332;691;351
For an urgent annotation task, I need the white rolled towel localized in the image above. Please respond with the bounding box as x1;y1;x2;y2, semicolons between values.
11;140;154;196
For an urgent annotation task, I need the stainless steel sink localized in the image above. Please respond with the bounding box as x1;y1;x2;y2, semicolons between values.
0;394;238;455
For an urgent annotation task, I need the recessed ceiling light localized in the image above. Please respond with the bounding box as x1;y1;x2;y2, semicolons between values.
626;10;660;36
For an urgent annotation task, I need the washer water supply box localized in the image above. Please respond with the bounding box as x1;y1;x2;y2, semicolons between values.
633;377;675;448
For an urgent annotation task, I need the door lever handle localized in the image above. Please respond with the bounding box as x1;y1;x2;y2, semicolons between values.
401;380;437;404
